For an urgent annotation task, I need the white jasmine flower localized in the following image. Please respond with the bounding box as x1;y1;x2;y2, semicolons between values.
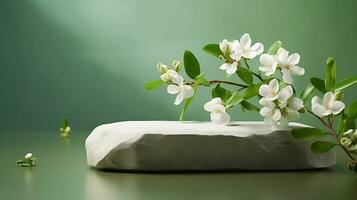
25;153;32;159
276;48;305;84
167;74;194;105
259;99;281;126
259;54;278;76
231;33;264;61
279;98;304;128
277;85;293;108
160;69;179;82
259;79;279;101
311;92;345;117
219;62;238;75
219;39;233;56
204;97;230;125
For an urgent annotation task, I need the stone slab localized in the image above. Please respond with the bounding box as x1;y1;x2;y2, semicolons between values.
85;121;336;171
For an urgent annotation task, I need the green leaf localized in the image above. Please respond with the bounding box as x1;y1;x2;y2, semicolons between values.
300;84;315;103
183;50;201;79
195;73;210;86
203;44;221;58
179;81;200;121
325;57;336;91
236;67;253;85
212;84;232;102
226;92;244;108
144;80;164;90
291;128;328;139
311;141;336;153
347;100;357;120
242;84;261;99
310;77;326;93
267;41;283;55
240;101;259;112
61;117;69;129
333;76;357;91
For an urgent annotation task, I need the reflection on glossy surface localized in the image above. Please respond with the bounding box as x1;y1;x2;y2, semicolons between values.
1;131;356;200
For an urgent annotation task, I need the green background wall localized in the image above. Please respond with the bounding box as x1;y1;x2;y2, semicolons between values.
0;0;356;131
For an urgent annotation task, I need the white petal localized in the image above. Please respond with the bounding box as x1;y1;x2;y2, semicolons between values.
210;111;230;125
323;92;335;109
269;79;279;94
259;84;272;97
251;43;264;55
288;53;300;65
170;73;184;85
260;54;275;66
174;92;184;105
331;101;345;115
240;33;251;49
226;63;237;75
272;109;281;121
278;85;293;104
230;52;242;61
181;85;194;99
311;96;322;106
204;98;223;112
289;97;304;111
211;97;222;105
277;48;289;63
219;111;231;125
282;69;293;84
260;107;273;117
219;39;230;53
259;98;276;108
219;63;229;70
312;104;328;117
291;66;305;75
167;84;180;94
242;51;257;59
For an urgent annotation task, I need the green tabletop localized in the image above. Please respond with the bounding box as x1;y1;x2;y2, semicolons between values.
1;131;356;200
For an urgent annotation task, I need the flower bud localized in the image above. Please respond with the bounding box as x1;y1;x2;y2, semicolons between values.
353;130;357;140
172;60;182;72
334;91;343;101
160;73;170;82
25;153;32;159
341;137;352;148
156;63;168;74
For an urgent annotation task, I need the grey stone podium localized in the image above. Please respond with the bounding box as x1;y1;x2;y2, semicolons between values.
85;121;336;171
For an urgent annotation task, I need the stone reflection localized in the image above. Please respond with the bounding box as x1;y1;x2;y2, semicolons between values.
84;169;351;200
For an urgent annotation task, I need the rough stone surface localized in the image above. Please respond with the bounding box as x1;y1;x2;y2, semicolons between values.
85;121;336;171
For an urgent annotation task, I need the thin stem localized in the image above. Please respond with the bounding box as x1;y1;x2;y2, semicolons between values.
209;80;248;88
307;110;355;161
242;59;264;82
252;72;264;82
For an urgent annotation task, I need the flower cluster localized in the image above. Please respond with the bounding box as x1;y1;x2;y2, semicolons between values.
219;33;264;75
147;32;357;173
157;61;194;105
259;47;305;84
258;79;304;128
341;129;357;154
